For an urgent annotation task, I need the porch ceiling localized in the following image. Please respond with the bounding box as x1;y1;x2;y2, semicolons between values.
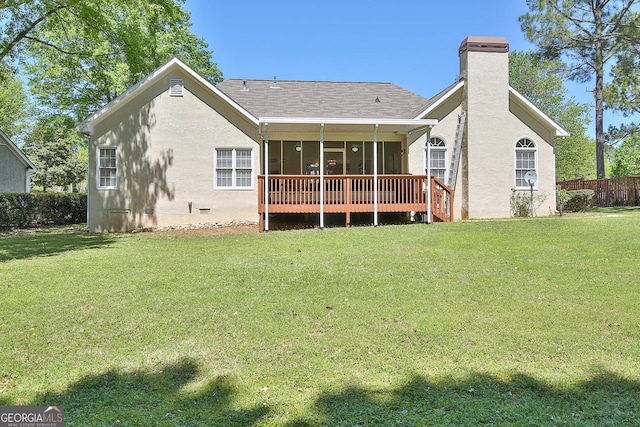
259;117;438;135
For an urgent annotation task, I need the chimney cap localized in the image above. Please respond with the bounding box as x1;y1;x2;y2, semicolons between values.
459;36;509;55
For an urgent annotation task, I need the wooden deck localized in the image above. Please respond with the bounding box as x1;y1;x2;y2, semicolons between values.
258;175;453;231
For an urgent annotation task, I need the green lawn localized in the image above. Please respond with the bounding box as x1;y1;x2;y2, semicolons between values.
1;210;639;426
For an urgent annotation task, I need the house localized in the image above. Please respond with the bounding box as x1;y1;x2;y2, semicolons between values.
0;129;37;193
77;36;568;232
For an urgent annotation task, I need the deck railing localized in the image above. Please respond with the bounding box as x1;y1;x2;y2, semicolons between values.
258;174;453;230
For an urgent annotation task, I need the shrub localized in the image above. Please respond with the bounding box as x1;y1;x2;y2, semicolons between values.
556;185;571;215
510;189;548;217
564;189;594;212
0;192;87;228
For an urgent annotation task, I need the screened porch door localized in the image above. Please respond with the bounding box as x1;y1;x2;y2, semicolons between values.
324;148;345;175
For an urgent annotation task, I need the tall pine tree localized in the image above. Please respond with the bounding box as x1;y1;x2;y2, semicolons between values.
520;0;640;178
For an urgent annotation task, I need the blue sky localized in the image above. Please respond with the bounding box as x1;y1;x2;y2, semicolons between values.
183;0;624;135
185;0;532;96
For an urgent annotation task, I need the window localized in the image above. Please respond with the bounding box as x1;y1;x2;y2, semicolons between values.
97;147;117;189
515;138;537;188
429;137;447;182
215;148;253;189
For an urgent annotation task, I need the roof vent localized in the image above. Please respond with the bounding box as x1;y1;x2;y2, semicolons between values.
375;96;381;103
169;78;184;96
270;76;280;89
241;80;249;92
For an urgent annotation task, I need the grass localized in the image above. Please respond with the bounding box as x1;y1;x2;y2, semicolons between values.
1;209;640;426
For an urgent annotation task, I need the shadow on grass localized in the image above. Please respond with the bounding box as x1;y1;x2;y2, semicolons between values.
31;358;269;426
287;370;639;426
0;227;117;262
8;362;638;426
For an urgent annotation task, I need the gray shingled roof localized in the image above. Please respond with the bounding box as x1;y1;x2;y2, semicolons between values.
216;79;430;120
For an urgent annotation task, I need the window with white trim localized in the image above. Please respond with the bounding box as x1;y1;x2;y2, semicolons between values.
97;147;117;189
515;138;537;188
429;137;447;182
214;148;253;189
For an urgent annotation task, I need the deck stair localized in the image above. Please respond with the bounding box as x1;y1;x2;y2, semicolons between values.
447;111;465;189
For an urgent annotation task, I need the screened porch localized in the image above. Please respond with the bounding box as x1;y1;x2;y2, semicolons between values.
258;119;451;231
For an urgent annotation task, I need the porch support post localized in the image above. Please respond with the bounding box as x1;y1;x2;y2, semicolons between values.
373;124;379;226
264;124;270;231
426;127;432;224
319;123;325;229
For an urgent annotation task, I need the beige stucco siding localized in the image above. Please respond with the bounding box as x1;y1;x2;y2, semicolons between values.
467;112;556;219
509;99;557;216
457;49;557;219
409;97;463;218
0;144;28;193
409;71;557;219
88;71;259;232
463;49;510;219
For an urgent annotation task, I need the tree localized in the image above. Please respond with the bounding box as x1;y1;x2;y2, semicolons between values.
24;115;87;192
1;0;221;195
1;0;222;120
0;63;31;141
2;0;176;61
520;0;640;178
610;134;640;176
509;50;596;180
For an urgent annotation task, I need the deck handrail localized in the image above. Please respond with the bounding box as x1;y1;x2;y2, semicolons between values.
258;174;453;230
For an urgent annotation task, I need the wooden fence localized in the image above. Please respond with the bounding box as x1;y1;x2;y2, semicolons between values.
557;176;640;207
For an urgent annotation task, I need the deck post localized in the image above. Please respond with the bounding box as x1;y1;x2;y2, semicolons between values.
373;124;379;226
426;129;432;224
319;123;325;229
264;125;269;231
345;176;351;228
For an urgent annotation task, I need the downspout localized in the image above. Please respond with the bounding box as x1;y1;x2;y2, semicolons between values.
319;123;325;229
264;124;269;231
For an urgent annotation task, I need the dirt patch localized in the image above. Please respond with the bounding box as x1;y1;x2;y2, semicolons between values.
159;224;259;236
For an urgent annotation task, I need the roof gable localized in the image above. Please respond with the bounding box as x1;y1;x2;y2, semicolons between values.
76;57;567;139
0;129;37;172
413;79;569;138
508;87;569;137
216;79;430;120
413;80;464;119
76;58;257;135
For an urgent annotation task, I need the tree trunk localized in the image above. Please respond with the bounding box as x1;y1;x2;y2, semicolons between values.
594;2;606;179
595;58;605;178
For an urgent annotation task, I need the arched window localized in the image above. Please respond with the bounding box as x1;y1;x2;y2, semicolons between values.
429;137;447;182
515;138;537;188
